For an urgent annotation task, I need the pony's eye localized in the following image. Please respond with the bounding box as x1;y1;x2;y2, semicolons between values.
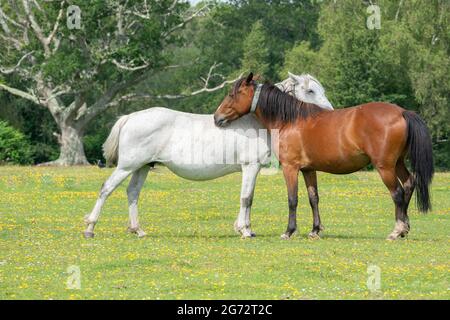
307;89;314;94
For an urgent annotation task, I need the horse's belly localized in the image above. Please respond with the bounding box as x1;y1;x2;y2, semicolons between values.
309;153;370;174
163;162;241;181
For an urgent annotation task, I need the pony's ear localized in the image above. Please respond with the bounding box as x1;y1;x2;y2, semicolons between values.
288;71;298;84
245;72;254;84
302;76;310;90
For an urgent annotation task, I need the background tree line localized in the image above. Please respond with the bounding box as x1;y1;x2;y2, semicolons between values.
0;0;448;169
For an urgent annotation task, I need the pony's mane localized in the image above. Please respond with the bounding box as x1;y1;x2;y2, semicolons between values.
256;82;326;123
231;77;247;97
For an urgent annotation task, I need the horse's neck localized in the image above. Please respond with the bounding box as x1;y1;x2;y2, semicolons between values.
253;109;283;131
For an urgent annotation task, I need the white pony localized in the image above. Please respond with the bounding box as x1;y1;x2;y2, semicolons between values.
83;73;333;239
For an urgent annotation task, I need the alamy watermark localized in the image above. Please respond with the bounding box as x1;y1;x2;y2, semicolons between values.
168;118;280;166
367;5;381;30
67;5;81;30
366;264;381;293
66;265;81;290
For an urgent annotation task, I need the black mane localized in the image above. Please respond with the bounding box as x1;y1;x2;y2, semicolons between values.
256;82;326;122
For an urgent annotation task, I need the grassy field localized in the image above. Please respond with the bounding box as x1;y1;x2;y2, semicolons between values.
0;166;448;300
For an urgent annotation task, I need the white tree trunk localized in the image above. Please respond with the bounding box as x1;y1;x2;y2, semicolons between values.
51;123;89;166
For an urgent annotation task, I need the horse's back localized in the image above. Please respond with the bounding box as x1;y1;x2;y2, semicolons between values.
294;102;408;173
116;107;270;171
323;102;408;165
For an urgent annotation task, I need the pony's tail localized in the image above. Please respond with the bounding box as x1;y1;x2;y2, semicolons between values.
102;115;129;167
403;111;434;212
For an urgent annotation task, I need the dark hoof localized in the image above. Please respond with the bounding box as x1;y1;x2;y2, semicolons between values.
399;231;409;238
83;231;95;239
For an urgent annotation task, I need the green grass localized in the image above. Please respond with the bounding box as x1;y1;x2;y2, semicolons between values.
0;166;448;300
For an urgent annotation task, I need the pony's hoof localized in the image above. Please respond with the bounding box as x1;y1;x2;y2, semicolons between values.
280;233;291;240
386;234;398;241
308;232;321;240
83;231;95;239
399;229;409;238
233;220;240;234
128;227;147;238
136;230;147;238
241;230;256;239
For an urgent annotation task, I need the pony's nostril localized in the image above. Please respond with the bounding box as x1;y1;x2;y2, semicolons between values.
214;115;225;127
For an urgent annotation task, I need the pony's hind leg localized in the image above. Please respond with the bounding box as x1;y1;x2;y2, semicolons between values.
302;170;323;239
83;168;133;238
375;165;408;240
234;164;260;238
127;166;150;238
396;160;415;234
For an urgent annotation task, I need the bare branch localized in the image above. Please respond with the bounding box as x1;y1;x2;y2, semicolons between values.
77;69;152;123
0;34;24;50
41;84;72;103
22;0;50;55
192;72;242;95
0;51;34;74
162;4;211;39
0;9;11;34
108;72;243;107
0;6;25;31
395;0;404;21
0;82;40;104
46;1;65;46
199;62;223;86
111;58;150;71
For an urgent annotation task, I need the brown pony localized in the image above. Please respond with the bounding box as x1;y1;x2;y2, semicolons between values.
214;73;434;240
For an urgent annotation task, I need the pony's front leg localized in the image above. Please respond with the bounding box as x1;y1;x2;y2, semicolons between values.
126;166;150;238
84;168;133;238
281;165;299;240
234;163;260;238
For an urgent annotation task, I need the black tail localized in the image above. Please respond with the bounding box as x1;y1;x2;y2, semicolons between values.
403;111;434;212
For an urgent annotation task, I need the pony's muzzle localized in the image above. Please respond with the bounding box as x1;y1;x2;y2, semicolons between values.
214;114;228;127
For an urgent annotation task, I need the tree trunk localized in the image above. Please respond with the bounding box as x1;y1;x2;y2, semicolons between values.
46;123;89;166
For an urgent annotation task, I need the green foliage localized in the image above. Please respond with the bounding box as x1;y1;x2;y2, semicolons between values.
0;121;33;164
0;92;59;164
241;21;269;76
84;131;109;164
280;41;320;76
434;140;450;171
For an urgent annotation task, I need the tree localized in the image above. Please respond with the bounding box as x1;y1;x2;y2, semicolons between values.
241;20;269;76
0;0;239;165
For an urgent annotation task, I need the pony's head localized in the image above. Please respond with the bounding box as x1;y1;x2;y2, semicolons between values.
214;73;257;127
214;72;328;127
277;72;333;110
